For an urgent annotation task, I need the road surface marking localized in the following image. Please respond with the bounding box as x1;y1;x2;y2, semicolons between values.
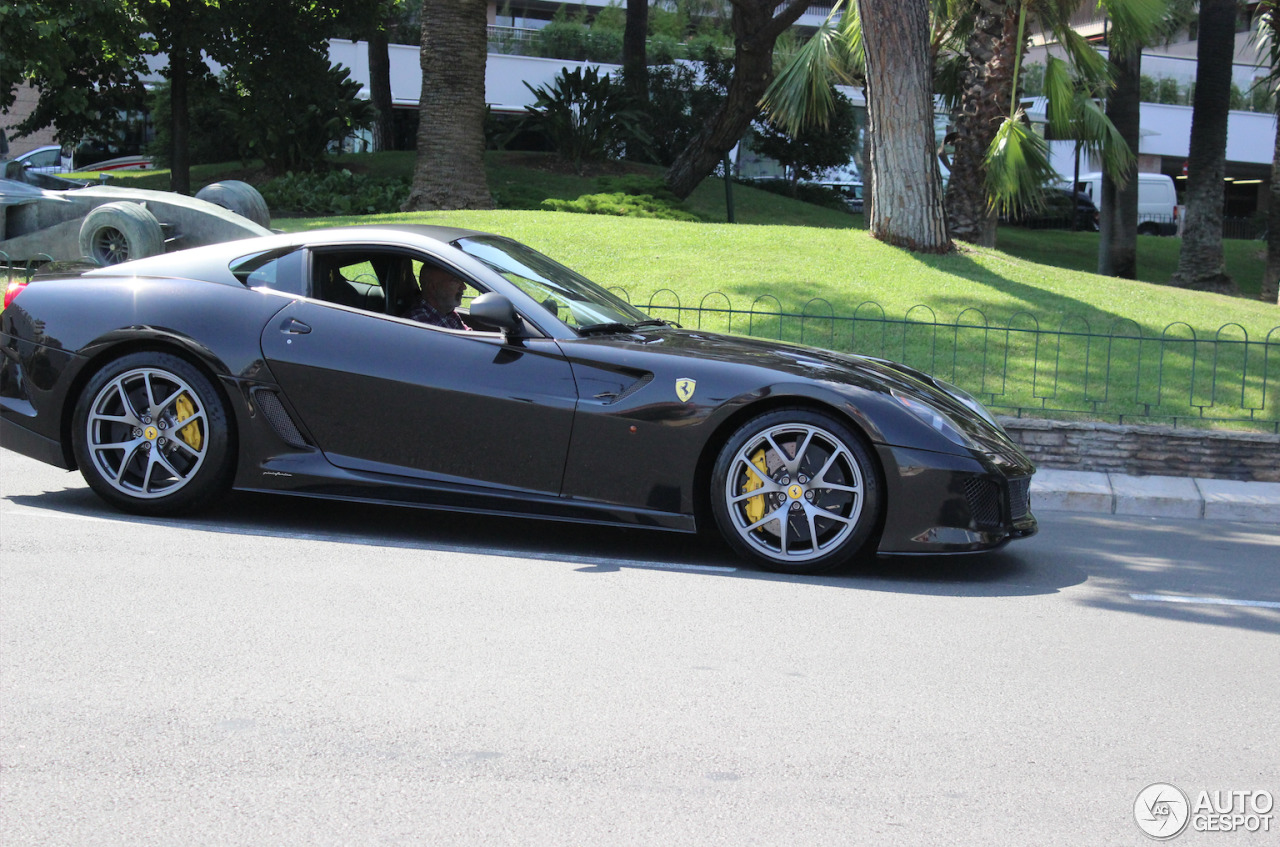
1130;593;1280;610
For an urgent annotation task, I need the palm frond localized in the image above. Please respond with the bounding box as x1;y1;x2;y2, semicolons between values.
1074;89;1136;179
984;111;1060;217
1055;25;1111;89
761;16;843;133
1098;0;1171;56
761;0;863;133
1041;55;1077;134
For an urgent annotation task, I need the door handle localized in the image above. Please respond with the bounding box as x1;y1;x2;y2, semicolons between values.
282;318;311;334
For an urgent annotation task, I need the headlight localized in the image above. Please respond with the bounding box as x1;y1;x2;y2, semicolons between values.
891;390;973;447
935;379;1000;429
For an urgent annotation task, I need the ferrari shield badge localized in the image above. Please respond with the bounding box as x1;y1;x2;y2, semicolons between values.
675;378;696;403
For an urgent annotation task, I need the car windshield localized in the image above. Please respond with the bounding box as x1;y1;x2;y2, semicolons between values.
455;236;654;331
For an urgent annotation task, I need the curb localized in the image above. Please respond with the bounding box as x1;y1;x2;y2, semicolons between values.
1031;470;1280;524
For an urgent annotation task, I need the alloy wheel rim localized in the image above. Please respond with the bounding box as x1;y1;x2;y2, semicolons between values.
92;227;129;264
86;367;209;499
724;423;864;563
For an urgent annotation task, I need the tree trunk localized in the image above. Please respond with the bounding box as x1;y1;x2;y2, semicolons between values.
944;0;1019;247
664;0;813;200
369;25;394;152
1264;97;1280;305
404;0;493;211
623;0;649;102
1170;0;1237;293
169;48;192;196
858;0;950;252
1098;44;1141;279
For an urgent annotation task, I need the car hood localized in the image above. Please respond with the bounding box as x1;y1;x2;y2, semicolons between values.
575;327;1025;459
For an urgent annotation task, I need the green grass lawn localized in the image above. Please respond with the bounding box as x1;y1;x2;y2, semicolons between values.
60;153;1280;427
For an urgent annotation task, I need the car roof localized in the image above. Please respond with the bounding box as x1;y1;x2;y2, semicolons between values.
81;224;495;280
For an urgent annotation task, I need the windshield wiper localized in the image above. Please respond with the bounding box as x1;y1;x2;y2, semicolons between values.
578;319;680;335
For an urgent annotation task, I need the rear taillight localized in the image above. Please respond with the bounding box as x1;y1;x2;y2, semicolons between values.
3;280;28;310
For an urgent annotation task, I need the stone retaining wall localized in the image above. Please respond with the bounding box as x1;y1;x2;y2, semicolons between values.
998;418;1280;482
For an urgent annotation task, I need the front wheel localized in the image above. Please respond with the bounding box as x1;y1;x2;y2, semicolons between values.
72;353;234;515
710;409;881;574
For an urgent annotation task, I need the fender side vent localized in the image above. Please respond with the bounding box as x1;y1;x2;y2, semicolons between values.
253;389;309;448
610;372;653;404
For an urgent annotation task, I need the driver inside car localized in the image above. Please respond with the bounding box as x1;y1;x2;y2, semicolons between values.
406;264;471;330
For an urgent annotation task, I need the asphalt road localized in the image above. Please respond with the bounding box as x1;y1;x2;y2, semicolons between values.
2;449;1278;846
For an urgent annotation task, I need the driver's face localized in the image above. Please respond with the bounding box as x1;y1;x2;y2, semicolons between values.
421;266;466;312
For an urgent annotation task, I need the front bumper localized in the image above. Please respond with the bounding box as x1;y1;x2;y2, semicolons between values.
874;443;1037;555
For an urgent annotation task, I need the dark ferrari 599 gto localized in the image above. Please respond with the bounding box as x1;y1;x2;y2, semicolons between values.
0;225;1036;573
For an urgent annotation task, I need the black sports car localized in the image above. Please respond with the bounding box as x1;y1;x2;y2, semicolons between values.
0;225;1036;573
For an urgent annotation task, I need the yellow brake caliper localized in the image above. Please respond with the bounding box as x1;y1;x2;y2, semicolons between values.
741;449;769;524
174;393;203;451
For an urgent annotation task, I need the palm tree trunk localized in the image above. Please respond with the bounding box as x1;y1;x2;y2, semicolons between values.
1170;0;1237;293
1264;100;1280;304
404;0;493;211
1099;45;1141;279
664;0;812;200
945;0;1019;247
858;0;950;252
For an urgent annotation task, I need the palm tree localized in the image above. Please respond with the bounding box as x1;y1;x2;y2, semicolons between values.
1170;0;1237;293
404;0;493;211
1098;0;1189;279
943;0;1166;247
763;0;951;252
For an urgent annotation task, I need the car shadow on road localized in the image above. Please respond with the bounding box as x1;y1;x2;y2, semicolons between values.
7;486;1085;600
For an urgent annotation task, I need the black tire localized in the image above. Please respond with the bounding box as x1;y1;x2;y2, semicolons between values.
195;180;271;228
710;408;881;574
1137;221;1160;236
72;352;234;516
78;202;164;266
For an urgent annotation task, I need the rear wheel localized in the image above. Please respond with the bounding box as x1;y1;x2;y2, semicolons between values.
195;180;270;228
72;353;234;515
710;409;881;574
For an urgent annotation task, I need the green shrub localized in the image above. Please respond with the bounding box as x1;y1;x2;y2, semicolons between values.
260;169;408;215
522;66;646;167
541;191;704;221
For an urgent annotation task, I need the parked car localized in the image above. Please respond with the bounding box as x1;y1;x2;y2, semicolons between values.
0;225;1038;574
1009;188;1098;231
0;160;270;266
1069;172;1179;235
10;145;70;175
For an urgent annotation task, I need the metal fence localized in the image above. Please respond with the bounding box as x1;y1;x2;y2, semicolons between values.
608;288;1280;433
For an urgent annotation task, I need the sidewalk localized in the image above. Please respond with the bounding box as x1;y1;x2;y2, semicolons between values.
1031;469;1280;524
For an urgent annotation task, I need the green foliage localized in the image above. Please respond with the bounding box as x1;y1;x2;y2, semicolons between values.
541;191;704;220
0;0;151;143
751;88;858;185
146;78;240;167
623;48;732;166
521;66;646;168
221;61;375;174
259;169;409;215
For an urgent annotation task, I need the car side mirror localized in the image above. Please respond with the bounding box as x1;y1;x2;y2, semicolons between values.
467;291;523;336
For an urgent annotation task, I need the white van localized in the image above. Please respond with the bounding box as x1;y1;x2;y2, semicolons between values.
1067;172;1179;236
